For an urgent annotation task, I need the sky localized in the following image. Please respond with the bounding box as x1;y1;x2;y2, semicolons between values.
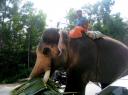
28;0;128;27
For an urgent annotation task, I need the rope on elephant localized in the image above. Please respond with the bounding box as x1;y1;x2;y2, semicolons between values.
62;91;79;94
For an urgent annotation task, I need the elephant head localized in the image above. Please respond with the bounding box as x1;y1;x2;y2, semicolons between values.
29;28;67;83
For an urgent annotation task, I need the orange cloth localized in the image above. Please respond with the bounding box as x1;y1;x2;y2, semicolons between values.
69;26;87;38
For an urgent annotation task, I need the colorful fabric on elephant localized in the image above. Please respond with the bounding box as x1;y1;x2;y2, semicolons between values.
69;26;87;38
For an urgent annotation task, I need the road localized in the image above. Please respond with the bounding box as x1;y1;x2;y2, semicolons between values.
0;81;101;95
0;83;20;95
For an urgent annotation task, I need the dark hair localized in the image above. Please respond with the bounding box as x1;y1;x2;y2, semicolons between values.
76;10;82;13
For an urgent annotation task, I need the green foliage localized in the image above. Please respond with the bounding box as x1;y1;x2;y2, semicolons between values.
11;78;62;95
0;49;36;83
0;0;46;51
65;8;76;29
0;0;46;83
93;13;128;42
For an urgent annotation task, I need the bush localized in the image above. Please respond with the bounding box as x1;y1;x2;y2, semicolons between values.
0;49;36;83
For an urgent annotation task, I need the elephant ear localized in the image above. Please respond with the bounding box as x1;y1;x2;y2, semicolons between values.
38;44;51;57
42;47;51;56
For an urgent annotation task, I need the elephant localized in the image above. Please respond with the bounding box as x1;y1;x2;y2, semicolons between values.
29;28;128;95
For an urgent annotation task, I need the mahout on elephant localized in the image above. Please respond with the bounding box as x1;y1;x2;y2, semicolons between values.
29;28;128;95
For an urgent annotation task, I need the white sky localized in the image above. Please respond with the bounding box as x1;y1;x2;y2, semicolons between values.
29;0;128;27
112;0;128;19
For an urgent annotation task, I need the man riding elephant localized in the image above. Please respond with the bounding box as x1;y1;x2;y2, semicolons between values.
58;10;104;55
69;9;103;39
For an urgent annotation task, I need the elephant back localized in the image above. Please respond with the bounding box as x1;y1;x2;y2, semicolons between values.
94;36;128;83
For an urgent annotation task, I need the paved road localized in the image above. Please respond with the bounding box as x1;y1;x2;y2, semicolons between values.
0;83;20;95
0;82;101;95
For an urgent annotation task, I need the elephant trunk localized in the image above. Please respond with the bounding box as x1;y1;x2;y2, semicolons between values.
29;67;51;83
29;48;51;83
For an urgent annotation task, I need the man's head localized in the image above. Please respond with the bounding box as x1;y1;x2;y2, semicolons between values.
76;10;82;18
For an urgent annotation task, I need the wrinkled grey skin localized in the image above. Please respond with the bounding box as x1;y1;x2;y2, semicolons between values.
29;28;128;95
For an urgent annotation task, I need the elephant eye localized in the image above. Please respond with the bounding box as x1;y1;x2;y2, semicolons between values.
43;47;51;55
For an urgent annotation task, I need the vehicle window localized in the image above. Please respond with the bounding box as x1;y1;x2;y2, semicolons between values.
98;86;128;95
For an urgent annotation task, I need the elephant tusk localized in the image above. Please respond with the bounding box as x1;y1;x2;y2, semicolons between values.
43;70;51;83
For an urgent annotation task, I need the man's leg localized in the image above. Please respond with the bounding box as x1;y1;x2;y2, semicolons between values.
86;31;104;39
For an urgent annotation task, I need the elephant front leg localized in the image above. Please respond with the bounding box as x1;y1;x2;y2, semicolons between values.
64;70;88;95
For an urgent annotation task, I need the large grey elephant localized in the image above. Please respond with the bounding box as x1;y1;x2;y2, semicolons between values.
29;28;128;95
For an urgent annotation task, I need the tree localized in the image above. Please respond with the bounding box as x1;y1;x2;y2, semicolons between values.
0;0;46;51
0;0;47;83
65;8;76;29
